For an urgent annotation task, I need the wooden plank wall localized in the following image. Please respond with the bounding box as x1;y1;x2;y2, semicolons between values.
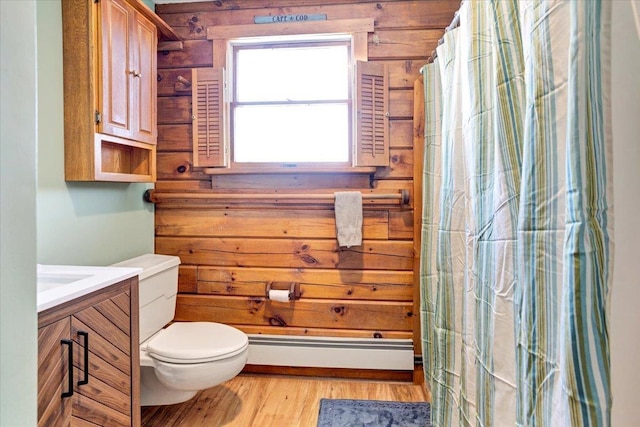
153;0;457;369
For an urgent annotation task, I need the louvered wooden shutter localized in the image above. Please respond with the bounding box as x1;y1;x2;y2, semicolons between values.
354;61;389;167
192;67;227;167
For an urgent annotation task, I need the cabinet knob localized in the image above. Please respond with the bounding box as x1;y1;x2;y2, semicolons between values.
129;70;142;78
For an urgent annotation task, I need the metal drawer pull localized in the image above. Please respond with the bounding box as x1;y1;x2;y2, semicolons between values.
61;339;73;398
77;331;89;386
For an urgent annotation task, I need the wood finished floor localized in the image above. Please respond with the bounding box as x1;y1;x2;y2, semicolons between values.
141;374;429;426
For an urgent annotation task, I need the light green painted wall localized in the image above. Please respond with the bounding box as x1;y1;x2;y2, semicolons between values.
1;1;38;425
142;0;155;11
37;0;155;267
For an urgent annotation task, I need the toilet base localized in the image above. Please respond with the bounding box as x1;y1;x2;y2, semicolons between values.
140;366;198;406
140;365;198;406
139;346;248;406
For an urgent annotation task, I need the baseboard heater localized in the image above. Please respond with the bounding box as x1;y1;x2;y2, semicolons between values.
247;335;414;371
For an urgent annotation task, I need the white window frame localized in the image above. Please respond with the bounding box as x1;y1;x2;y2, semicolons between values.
193;18;388;173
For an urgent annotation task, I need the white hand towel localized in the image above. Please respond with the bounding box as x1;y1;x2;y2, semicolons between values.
334;191;363;248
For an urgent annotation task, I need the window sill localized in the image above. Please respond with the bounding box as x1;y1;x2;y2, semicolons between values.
202;166;377;175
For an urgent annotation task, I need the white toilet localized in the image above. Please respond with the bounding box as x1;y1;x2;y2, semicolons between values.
112;254;249;406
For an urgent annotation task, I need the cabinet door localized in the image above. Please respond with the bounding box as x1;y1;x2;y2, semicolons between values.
70;290;133;427
130;12;157;144
100;0;133;140
38;317;72;427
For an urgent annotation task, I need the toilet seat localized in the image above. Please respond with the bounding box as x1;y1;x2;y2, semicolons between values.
146;322;248;364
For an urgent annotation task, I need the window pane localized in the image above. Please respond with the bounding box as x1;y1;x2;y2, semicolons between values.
236;45;349;102
234;104;349;163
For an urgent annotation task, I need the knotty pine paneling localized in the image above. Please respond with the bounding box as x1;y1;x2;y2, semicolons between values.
368;30;442;60
209;173;372;190
154;0;458;371
157;68;194;97
157;96;192;124
196;266;413;300
157;124;191;151
158;1;459;33
389;89;414;119
197;280;411;301
158;40;212;69
177;265;414;303
156;209;392;239
235;325;412;340
178;265;198;293
157;123;193;152
385;60;430;89
389;211;414;240
390;120;414;149
155;180;212;191
175;295;413;331
156;0;457;14
156;237;413;270
157;151;207;180
157;149;414;181
374;148;414;180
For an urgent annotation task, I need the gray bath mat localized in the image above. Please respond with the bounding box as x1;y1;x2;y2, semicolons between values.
317;398;431;427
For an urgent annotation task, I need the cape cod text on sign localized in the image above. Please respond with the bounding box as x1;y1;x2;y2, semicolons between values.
254;14;327;24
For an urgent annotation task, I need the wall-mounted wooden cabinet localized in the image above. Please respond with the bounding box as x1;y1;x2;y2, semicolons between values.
62;0;165;182
37;277;140;426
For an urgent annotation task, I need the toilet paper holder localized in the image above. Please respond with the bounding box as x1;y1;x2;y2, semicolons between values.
265;282;300;301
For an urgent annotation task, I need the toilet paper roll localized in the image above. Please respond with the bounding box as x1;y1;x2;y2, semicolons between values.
268;289;291;303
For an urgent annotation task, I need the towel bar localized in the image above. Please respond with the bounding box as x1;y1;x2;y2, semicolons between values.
143;189;410;206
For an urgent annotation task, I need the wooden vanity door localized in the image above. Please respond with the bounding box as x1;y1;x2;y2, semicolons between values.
37;278;140;426
70;289;133;427
37;317;72;427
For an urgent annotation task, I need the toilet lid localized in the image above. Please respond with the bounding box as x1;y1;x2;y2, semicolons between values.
146;322;248;364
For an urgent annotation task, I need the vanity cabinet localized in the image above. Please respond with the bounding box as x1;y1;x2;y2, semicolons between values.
62;0;159;182
37;277;140;427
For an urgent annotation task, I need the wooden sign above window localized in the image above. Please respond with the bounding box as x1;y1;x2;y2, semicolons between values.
254;14;327;24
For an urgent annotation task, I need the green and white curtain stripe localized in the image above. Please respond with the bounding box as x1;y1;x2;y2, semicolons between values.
419;53;441;393
419;1;613;426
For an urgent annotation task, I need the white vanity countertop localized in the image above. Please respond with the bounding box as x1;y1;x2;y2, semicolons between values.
37;265;142;313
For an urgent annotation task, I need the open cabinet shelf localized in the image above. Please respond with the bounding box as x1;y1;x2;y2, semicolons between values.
95;134;156;182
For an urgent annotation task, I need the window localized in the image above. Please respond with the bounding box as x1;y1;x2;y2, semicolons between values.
232;37;351;164
192;19;389;172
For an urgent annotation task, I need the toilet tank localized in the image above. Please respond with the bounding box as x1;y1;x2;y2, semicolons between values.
112;254;181;343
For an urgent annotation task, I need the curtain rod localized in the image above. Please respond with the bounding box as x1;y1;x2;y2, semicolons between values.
426;1;463;64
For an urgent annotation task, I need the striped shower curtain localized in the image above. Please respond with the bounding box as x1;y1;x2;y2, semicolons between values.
419;1;613;426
